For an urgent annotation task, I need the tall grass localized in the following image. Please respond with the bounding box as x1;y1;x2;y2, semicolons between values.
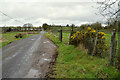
44;32;119;78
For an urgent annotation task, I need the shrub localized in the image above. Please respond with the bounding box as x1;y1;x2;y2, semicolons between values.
15;33;23;38
70;31;85;46
70;27;108;57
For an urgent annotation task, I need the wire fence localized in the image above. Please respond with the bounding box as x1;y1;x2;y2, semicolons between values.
51;28;119;69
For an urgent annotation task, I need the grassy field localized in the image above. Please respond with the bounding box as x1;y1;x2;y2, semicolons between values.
0;32;40;48
48;27;78;31
44;31;119;78
54;31;118;46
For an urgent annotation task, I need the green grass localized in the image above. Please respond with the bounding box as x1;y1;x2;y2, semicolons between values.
51;31;70;44
105;32;119;56
106;33;111;47
0;32;39;47
49;27;74;31
105;32;118;46
44;32;119;78
58;31;70;44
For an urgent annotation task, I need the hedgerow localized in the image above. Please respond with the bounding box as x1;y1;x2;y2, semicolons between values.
70;27;108;57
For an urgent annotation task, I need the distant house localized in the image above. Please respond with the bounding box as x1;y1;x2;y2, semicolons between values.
23;23;33;30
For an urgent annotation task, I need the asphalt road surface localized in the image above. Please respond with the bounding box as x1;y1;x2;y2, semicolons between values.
2;31;57;78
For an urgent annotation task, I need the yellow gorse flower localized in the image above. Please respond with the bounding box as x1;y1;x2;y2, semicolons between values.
76;31;80;34
70;28;108;56
88;27;91;30
98;32;105;35
71;34;76;39
91;30;96;32
102;36;106;39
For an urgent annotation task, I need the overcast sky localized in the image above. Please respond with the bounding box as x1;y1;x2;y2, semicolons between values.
0;0;108;27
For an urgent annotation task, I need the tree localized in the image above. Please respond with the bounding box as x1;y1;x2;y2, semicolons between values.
71;24;75;31
96;0;119;20
95;0;119;30
80;24;87;30
17;26;21;31
91;22;102;30
107;17;118;29
6;27;12;32
66;24;69;27
96;0;120;71
42;23;48;30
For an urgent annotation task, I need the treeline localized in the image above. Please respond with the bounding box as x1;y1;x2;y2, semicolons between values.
1;26;42;33
42;23;75;31
42;21;118;31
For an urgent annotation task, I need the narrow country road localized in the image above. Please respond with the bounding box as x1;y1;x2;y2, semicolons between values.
2;31;57;78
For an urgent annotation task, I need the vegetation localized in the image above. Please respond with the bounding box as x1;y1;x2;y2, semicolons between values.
2;26;42;33
44;32;119;78
15;33;23;38
0;32;40;47
70;27;108;57
42;23;49;30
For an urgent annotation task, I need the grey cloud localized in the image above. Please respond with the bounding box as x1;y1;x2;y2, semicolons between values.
0;1;103;26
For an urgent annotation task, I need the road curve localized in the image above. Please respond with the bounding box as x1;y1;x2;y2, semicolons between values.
2;31;46;78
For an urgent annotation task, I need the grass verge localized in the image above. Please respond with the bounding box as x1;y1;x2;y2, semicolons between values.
44;32;119;78
0;32;40;48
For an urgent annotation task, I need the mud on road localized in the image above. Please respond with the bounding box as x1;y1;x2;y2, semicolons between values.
26;36;58;78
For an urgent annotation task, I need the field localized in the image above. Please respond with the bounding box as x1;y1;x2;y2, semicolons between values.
0;32;40;48
44;31;119;78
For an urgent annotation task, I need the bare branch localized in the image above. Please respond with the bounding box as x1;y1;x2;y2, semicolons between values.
112;9;120;17
95;0;119;21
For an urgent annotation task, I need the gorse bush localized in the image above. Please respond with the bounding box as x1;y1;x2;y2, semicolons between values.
70;27;108;57
15;33;23;38
70;31;85;46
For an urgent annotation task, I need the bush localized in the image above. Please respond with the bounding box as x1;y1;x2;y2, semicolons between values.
70;31;85;46
70;27;108;57
15;33;23;38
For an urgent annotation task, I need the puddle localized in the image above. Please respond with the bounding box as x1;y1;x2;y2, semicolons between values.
43;41;50;43
42;54;45;56
43;58;51;61
31;39;35;40
24;68;38;78
38;58;51;65
43;42;47;43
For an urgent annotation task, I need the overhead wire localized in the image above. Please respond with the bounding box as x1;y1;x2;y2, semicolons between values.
0;11;24;24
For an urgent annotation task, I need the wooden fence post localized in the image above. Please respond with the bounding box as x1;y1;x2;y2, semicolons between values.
117;23;120;71
59;29;62;42
110;29;116;66
69;27;74;45
69;31;74;45
92;31;98;56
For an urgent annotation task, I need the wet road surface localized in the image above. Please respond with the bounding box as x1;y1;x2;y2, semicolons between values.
2;31;57;78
